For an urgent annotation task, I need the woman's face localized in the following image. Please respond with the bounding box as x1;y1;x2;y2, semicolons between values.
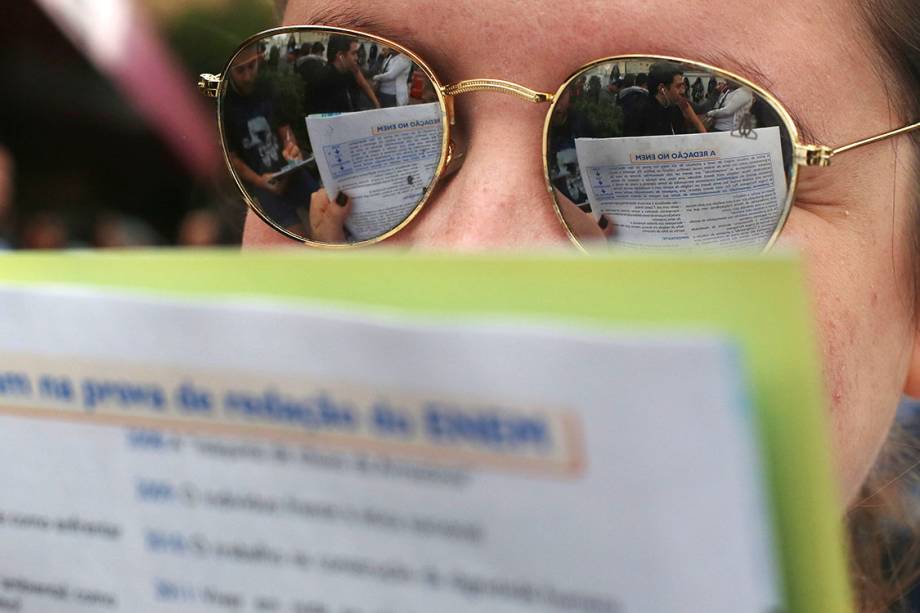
244;0;920;502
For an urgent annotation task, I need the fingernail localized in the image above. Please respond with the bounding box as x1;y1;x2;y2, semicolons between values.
335;192;349;207
598;215;609;230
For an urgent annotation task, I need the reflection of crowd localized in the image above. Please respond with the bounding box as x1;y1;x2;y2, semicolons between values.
221;34;438;244
623;62;707;136
301;36;381;115
622;63;758;135
221;37;379;242
298;35;430;115
549;61;768;207
224;43;318;235
551;61;760;146
547;61;771;243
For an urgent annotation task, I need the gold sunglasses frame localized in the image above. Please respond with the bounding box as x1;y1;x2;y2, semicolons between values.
200;25;920;251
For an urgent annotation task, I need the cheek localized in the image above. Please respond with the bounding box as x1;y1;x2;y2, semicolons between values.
242;211;298;248
777;204;915;501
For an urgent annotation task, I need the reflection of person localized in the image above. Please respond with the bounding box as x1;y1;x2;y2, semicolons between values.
618;73;648;122
296;41;325;69
625;62;707;136
255;1;920;607
372;51;413;107
224;44;318;231
307;35;380;115
691;77;704;103
695;77;725;114
585;75;602;103
705;84;755;132
547;88;592;205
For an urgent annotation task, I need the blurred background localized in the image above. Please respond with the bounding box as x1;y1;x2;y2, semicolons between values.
0;0;280;250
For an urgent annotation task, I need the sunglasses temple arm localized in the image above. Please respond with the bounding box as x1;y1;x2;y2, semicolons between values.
831;120;920;157
797;120;920;166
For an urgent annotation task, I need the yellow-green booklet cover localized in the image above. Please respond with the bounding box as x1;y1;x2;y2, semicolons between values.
0;249;850;612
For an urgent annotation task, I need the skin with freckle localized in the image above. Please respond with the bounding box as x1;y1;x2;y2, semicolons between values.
244;0;920;504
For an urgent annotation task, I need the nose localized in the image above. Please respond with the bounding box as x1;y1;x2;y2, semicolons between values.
391;93;572;250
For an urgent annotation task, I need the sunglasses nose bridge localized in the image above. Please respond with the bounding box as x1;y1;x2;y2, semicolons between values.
439;79;554;176
442;79;554;105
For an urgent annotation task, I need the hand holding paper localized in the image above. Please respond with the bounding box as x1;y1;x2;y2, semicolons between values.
309;188;352;243
306;103;444;242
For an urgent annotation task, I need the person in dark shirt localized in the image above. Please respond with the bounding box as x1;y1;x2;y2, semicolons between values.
298;42;327;115
625;62;707;136
223;44;318;232
305;35;380;116
297;42;325;71
619;72;649;125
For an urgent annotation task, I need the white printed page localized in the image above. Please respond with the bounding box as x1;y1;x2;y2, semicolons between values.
306;104;443;241
0;286;781;612
575;128;788;249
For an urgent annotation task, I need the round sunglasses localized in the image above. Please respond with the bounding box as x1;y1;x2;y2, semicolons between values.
199;25;920;251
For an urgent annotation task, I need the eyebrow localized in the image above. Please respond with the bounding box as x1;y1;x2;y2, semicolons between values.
295;5;455;81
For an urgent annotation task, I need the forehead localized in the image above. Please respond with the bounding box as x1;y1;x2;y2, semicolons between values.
283;0;884;144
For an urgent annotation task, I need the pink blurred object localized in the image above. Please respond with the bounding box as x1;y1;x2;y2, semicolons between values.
34;0;221;179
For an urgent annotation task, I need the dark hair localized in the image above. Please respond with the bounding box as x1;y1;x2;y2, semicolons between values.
311;42;325;55
647;62;682;96
858;0;920;277
326;35;357;64
849;0;920;610
860;0;920;295
636;73;648;88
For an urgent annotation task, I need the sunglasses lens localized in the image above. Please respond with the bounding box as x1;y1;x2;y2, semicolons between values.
221;31;445;245
547;59;796;251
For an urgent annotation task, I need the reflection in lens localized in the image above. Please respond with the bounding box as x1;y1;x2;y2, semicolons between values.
547;59;795;251
220;31;444;245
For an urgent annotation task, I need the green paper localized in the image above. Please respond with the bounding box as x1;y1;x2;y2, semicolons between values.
0;248;851;612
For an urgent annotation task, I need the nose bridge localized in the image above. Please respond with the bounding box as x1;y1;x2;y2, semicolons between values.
439;79;556;173
405;85;568;249
443;79;555;105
